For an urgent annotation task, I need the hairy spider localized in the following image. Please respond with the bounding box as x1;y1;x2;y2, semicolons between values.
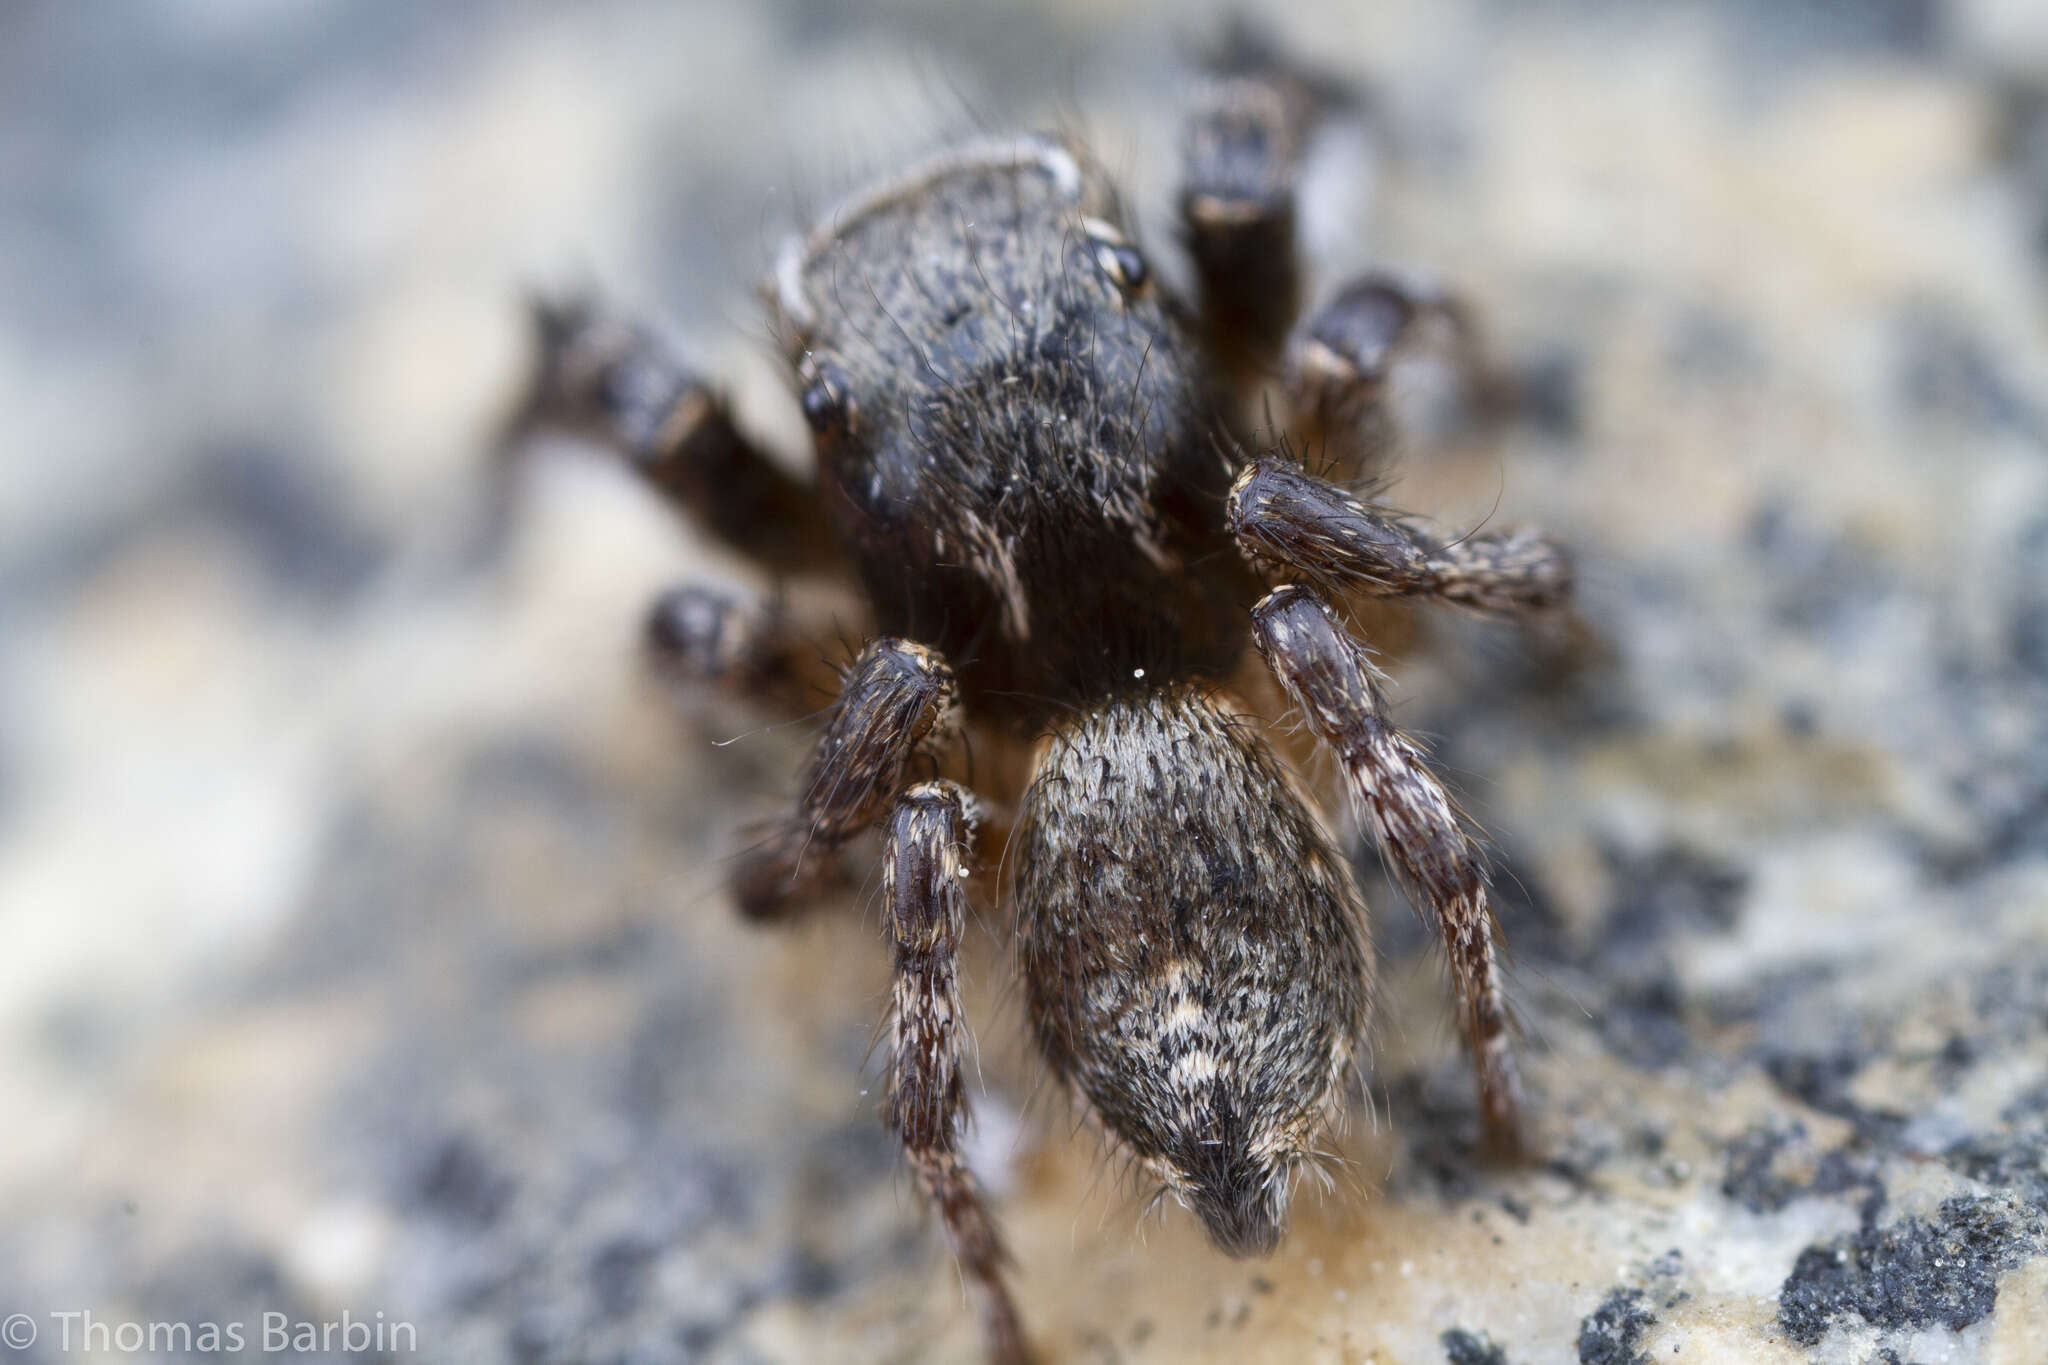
499;33;1572;1365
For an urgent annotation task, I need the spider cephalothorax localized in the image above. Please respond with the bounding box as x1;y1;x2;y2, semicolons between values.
773;136;1253;716
502;34;1573;1365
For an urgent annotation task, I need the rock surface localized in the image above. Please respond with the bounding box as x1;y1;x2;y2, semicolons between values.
4;1;2048;1362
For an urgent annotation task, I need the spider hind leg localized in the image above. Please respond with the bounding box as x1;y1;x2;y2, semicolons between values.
882;780;1027;1365
1252;584;1524;1152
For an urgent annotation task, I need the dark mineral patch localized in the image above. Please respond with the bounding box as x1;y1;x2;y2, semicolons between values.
1512;347;1583;438
2012;603;2048;684
1893;302;2042;436
1944;1136;2048;1215
1596;971;1691;1069
1442;1325;1509;1365
768;1245;841;1302
1719;1123;1889;1226
1601;844;1746;947
1721;0;1945;64
1776;1195;2044;1346
411;1134;516;1229
188;446;387;605
1663;306;1761;385
1576;1288;1654;1365
1747;504;1897;639
1810;1148;1889;1229
1576;842;1748;1071
1942;1085;2048;1214
588;1236;659;1316
1763;1049;1875;1123
1721;1124;1805;1214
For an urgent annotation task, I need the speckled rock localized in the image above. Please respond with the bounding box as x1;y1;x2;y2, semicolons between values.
3;2;2047;1363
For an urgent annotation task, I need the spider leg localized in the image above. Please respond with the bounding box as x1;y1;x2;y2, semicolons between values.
497;294;839;574
640;581;840;721
733;636;957;920
1227;456;1573;617
882;780;1027;1365
1249;583;1522;1154
1179;45;1329;387
1285;273;1505;483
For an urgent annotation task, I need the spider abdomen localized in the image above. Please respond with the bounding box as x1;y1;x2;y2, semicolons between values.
1015;688;1373;1254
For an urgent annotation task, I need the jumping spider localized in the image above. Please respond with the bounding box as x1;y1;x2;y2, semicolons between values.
500;34;1572;1365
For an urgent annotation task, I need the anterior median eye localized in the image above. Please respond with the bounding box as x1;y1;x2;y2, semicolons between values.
1096;240;1148;292
798;356;854;436
1081;216;1149;294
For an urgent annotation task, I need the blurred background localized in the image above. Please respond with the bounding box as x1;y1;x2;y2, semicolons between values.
4;0;2048;1361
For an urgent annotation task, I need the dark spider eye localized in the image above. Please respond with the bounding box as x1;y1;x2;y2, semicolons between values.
1095;240;1148;291
1082;218;1149;294
799;365;851;435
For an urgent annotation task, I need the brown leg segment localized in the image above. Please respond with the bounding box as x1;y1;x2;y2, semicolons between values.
882;781;1028;1365
1250;583;1523;1154
732;637;957;920
1286;273;1501;482
640;580;843;723
1227;457;1573;616
1180;52;1326;386
499;295;839;574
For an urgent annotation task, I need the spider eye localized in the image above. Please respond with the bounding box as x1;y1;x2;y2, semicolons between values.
799;362;853;436
1081;217;1149;294
1095;240;1149;292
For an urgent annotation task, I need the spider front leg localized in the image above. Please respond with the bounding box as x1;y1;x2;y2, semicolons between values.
882;780;1027;1365
733;636;957;920
1250;583;1523;1153
641;581;831;720
498;295;839;574
1228;457;1573;616
1180;52;1326;385
1287;274;1503;482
